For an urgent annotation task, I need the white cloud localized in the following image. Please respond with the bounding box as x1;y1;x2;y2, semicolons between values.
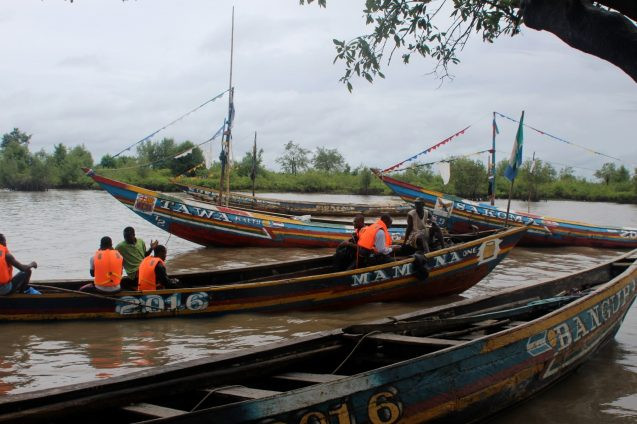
0;0;635;178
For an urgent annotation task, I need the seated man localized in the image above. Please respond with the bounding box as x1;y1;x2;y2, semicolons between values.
137;245;179;291
116;227;158;288
0;233;38;295
84;236;123;294
356;214;401;267
404;199;446;254
333;214;366;270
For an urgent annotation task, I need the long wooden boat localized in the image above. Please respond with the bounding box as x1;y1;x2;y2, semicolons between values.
177;181;411;217
0;227;525;321
84;168;405;248
377;171;637;248
1;249;635;423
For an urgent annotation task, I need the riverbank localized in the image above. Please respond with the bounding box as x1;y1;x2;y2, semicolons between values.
4;167;636;204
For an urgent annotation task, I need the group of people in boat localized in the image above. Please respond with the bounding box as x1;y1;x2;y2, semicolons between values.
1;200;445;296
83;226;179;294
0;227;178;296
334;199;446;270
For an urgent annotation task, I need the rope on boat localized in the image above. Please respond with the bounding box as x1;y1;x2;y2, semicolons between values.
111;89;229;159
191;385;246;412
332;330;382;374
29;284;166;312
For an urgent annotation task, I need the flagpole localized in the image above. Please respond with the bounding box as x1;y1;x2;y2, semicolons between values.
504;110;525;227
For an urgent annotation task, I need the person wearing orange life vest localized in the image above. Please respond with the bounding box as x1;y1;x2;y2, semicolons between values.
356;214;401;267
81;236;123;294
137;245;179;291
0;233;38;296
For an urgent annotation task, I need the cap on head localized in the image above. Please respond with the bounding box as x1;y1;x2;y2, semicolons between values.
100;236;113;249
415;199;424;206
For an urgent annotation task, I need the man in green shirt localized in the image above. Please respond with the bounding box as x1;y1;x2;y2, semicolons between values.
115;227;158;285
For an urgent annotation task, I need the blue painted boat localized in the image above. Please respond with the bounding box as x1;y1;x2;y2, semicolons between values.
1;249;635;423
377;171;637;248
84;168;405;248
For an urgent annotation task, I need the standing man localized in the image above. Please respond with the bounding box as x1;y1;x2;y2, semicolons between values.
0;233;38;295
116;227;158;284
84;236;123;294
404;199;446;254
356;214;401;266
137;245;179;291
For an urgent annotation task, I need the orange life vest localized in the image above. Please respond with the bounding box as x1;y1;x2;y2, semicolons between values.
138;256;165;291
357;219;392;253
93;249;123;288
0;245;13;285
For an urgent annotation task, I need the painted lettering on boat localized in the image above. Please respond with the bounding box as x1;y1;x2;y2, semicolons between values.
525;279;636;377
116;292;210;315
262;386;402;424
157;199;263;226
352;263;413;287
454;202;536;226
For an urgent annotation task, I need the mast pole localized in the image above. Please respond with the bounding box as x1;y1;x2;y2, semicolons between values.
490;111;497;206
219;7;235;206
252;131;257;199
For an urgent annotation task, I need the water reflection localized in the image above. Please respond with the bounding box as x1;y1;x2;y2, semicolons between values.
2;190;637;423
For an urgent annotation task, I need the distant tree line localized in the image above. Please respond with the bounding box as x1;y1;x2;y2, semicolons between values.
1;128;636;203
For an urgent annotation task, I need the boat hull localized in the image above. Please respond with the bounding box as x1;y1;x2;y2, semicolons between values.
0;250;635;423
87;169;404;248
378;173;637;248
0;227;526;321
179;183;411;217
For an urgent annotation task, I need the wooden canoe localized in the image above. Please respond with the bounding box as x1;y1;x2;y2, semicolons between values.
177;181;412;217
377;172;637;248
0;226;526;321
1;247;635;423
84;168;405;248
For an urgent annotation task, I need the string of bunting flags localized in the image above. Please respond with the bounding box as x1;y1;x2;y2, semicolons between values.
381;125;471;173
112;89;230;158
388;149;491;173
494;111;626;165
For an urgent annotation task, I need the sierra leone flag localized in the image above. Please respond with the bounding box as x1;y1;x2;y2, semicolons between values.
504;111;525;181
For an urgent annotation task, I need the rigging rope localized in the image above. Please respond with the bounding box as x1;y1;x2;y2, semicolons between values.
111;89;229;159
99;122;226;172
494;111;631;166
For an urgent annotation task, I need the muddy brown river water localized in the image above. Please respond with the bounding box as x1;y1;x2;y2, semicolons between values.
1;189;636;423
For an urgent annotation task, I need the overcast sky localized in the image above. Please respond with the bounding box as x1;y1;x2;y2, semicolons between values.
1;1;635;179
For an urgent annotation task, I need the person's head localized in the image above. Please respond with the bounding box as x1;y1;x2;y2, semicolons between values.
415;198;425;214
99;236;113;250
0;233;5;246
154;245;167;261
380;214;393;228
353;214;365;230
123;227;136;243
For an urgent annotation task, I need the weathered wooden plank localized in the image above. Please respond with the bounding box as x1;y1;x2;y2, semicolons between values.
121;403;186;418
273;372;346;384
213;386;281;400
365;333;463;347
